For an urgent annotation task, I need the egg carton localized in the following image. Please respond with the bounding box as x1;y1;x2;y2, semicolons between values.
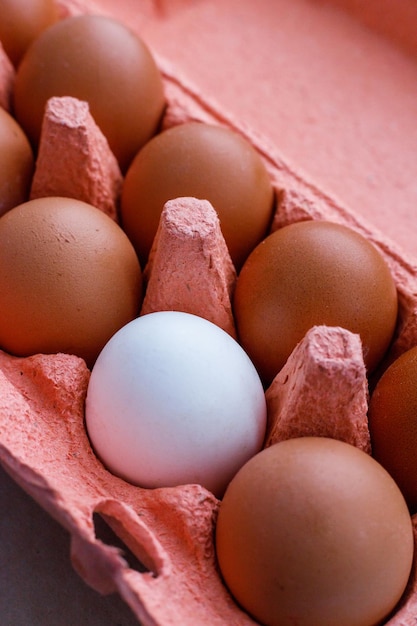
1;1;417;624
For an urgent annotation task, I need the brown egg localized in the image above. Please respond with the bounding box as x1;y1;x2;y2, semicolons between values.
0;197;142;366
0;0;57;67
216;437;414;626
233;220;398;384
120;121;275;269
369;345;417;513
13;14;165;171
0;107;34;217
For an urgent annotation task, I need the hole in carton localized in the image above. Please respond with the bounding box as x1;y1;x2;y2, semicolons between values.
93;512;150;575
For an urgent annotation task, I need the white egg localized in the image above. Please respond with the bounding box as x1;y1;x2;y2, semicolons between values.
85;311;267;497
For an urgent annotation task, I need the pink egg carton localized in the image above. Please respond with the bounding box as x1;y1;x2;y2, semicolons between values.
1;0;417;623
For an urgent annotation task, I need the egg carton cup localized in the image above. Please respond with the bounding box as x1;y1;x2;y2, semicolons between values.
2;3;417;625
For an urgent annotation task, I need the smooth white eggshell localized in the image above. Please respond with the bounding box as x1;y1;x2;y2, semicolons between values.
85;311;267;497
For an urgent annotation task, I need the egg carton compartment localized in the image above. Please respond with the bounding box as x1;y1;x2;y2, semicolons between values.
1;0;417;624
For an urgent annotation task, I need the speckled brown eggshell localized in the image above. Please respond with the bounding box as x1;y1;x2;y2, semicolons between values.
233;220;398;384
120;121;275;270
0;0;58;67
13;14;165;171
0;106;34;217
0;196;142;366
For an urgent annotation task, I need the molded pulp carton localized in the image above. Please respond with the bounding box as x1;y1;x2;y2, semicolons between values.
1;1;417;624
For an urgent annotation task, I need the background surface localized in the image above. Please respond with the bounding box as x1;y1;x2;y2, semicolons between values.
0;466;139;625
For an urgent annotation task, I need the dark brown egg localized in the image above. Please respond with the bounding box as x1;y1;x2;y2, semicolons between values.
0;196;142;366
0;0;57;67
0;107;34;217
120;121;275;269
216;437;414;626
233;220;398;384
13;14;165;171
369;345;417;513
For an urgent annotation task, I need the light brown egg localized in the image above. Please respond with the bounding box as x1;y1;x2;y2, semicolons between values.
233;220;398;384
120;121;275;270
369;345;417;513
0;107;34;217
0;196;142;366
13;14;165;171
216;437;414;626
0;0;57;67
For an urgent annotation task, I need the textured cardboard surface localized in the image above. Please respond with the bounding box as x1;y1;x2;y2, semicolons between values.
1;1;417;624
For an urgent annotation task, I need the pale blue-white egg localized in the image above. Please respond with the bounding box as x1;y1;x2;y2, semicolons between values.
85;311;267;497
